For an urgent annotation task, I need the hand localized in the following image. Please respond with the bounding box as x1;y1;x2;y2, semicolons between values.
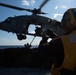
51;65;61;75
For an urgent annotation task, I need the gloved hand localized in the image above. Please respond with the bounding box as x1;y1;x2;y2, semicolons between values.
51;65;61;75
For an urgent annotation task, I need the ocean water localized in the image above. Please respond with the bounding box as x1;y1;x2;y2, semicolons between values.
0;45;38;49
0;67;51;75
0;45;24;49
0;45;51;75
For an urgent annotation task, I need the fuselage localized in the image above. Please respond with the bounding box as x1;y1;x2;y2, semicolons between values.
0;14;64;36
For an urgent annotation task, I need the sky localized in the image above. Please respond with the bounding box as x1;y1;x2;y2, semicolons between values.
0;0;76;46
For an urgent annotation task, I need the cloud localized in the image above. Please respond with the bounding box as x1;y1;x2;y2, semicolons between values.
55;6;58;10
53;13;63;18
22;0;29;6
61;5;67;9
55;5;67;9
21;0;36;6
30;0;35;6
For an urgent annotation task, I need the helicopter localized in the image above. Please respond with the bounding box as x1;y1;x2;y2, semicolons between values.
0;0;63;41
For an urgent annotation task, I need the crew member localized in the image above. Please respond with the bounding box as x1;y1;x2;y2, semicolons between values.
51;8;76;75
39;36;48;47
39;28;58;47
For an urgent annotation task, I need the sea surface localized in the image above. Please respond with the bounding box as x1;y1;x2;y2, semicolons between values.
0;45;51;75
0;45;38;49
0;45;24;49
0;67;51;75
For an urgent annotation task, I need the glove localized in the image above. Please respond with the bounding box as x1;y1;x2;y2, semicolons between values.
51;65;61;75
